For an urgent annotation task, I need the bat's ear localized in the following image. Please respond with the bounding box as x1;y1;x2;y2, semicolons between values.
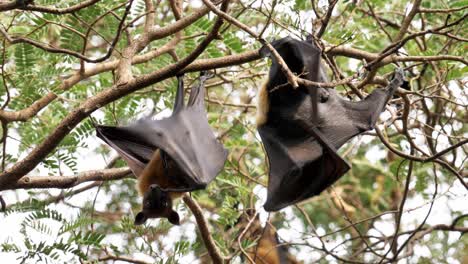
168;210;180;225
134;211;147;225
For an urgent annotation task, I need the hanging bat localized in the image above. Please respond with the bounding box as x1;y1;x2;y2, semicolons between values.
227;209;301;264
248;222;301;264
256;37;405;212
96;72;228;225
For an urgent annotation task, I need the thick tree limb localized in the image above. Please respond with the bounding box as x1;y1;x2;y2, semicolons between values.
1;168;132;190
0;0;101;13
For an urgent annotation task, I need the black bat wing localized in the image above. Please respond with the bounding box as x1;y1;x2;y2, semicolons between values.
96;74;228;192
260;124;350;211
96;124;154;177
259;37;405;211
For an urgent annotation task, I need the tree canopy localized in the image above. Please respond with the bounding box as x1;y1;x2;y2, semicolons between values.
0;0;466;263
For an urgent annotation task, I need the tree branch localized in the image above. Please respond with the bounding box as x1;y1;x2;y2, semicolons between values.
1;168;132;190
0;1;133;63
0;0;101;14
183;195;226;264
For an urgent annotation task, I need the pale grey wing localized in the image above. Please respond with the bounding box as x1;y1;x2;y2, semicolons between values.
130;114;228;192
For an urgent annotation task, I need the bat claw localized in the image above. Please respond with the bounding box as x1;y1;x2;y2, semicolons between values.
388;68;406;91
394;68;405;80
200;71;215;79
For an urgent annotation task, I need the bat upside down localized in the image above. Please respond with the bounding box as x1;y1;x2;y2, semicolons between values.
95;37;406;224
96;72;228;225
256;37;405;211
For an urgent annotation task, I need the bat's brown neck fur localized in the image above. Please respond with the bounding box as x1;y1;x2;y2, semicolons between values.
256;80;269;127
138;149;184;200
249;225;281;264
248;223;302;264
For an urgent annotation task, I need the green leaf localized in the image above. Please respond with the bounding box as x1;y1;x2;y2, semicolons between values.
223;32;244;53
193;17;213;31
449;0;468;8
294;0;308;10
14;43;36;74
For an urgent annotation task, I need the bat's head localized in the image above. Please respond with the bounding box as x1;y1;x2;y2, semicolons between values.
134;184;180;226
260;37;320;79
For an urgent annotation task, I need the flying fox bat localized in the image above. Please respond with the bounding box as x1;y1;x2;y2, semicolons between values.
249;223;301;264
246;220;301;264
256;37;405;212
226;209;301;264
96;72;228;225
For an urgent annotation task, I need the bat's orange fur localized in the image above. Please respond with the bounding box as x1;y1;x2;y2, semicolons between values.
249;224;281;264
137;149;184;200
256;80;269;127
248;223;303;264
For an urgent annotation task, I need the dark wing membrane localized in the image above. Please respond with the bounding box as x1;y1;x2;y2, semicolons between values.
261;86;397;211
339;69;405;130
165;73;228;190
96;124;155;177
260;125;350;211
135;110;227;192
